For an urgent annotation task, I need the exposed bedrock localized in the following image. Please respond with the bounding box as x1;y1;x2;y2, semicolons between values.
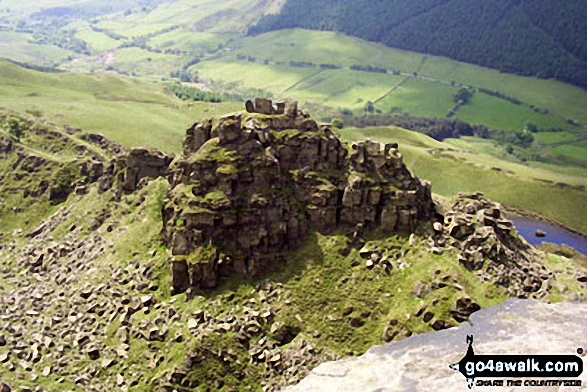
162;100;435;293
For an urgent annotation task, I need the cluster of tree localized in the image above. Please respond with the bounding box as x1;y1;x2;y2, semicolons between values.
117;25;185;55
5;59;62;73
3;117;29;142
477;88;522;105
236;55;257;62
170;69;199;83
31;28;90;55
349;65;387;74
89;25;124;41
490;129;535;149
319;64;342;69
16;20;91;55
289;61;315;68
167;83;227;103
169;57;202;82
30;0;170;21
332;113;483;140
454;88;474;105
250;0;587;89
119;40;187;55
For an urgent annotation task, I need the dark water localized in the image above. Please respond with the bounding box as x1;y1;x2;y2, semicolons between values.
509;215;587;256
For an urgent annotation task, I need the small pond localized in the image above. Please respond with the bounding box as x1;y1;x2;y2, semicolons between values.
509;215;587;256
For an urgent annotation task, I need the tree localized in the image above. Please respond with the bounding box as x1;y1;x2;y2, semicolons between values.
4;117;27;142
331;118;344;129
454;88;474;105
525;123;538;132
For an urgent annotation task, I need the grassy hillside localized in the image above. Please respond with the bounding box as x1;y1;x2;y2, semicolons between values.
1;59;585;232
0;111;585;391
251;0;587;89
0;60;240;152
0;59;585;232
221;30;587;125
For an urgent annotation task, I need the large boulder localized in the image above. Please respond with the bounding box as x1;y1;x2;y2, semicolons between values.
284;299;587;391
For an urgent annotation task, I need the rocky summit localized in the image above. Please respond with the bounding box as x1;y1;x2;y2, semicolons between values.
162;98;435;293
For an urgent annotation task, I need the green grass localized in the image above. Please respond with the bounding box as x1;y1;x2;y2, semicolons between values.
534;131;580;145
0;31;74;65
147;29;229;53
69;21;122;52
445;137;587;186
457;92;572;132
285;69;405;110
96;20;177;39
194;59;318;97
59;46;185;79
421;56;587;124
377;78;458;118
231;29;425;71
93;0;281;35
0;60;241;152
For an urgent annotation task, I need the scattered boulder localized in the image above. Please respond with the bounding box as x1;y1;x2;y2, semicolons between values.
440;193;548;298
450;296;481;322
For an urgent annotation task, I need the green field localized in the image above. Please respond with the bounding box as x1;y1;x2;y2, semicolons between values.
196;29;585;131
0;31;74;65
0;61;240;152
69;21;122;53
147;28;229;53
420;56;587;124
194;59;318;97
457;92;572;132
231;29;425;71
376;78;457;119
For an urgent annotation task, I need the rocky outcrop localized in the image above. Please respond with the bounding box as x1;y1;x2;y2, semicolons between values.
431;193;551;298
163;101;435;293
284;299;587;392
245;98;294;116
97;148;173;193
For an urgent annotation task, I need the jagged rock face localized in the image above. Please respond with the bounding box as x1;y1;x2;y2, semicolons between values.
118;149;173;192
97;148;173;193
163;103;435;293
435;192;550;298
284;299;587;391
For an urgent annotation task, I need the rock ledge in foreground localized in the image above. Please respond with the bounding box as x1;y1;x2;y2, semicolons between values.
284;299;587;391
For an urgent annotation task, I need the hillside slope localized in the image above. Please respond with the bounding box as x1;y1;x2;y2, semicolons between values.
250;0;587;89
0;105;586;391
